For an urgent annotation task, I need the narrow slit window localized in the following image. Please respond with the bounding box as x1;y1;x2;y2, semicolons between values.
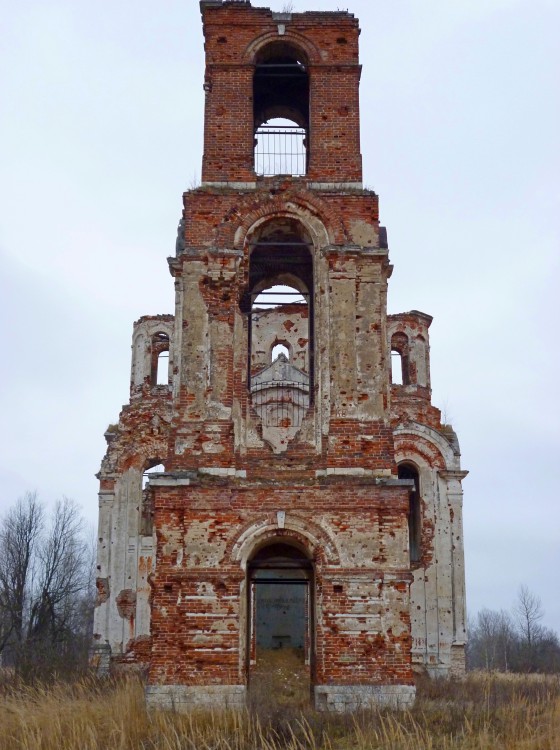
391;350;404;385
398;463;422;563
390;332;410;385
151;332;170;386
156;351;169;385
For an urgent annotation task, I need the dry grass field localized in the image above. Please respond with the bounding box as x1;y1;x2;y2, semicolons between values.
0;671;558;750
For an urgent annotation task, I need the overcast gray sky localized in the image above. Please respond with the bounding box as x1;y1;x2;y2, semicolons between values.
1;0;559;633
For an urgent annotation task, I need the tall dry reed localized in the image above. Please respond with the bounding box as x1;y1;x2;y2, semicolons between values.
0;672;558;750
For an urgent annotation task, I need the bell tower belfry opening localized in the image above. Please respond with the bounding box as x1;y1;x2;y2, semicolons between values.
253;40;310;176
93;0;468;713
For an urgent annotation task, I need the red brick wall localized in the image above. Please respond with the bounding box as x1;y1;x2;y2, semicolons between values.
148;482;414;687
200;4;363;183
96;2;464;692
179;185;379;249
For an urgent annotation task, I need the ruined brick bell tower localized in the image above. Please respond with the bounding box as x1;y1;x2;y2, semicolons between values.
93;0;468;711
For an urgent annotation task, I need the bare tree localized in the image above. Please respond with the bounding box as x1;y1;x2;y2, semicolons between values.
467;608;515;671
515;585;545;671
0;493;93;678
0;492;43;653
515;585;544;649
468;586;559;674
29;499;86;639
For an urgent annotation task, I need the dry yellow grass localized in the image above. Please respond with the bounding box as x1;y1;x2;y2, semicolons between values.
0;672;558;750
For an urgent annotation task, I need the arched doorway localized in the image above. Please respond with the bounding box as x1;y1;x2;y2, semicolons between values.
247;540;314;703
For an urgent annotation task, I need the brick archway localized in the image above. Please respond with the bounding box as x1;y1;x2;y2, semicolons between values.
243;30;321;67
230;512;340;569
245;536;315;693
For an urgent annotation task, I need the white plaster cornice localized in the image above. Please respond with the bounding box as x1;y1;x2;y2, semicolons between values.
439;470;469;481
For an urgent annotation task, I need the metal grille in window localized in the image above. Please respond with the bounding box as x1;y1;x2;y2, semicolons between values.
250;381;310;428
255;125;307;176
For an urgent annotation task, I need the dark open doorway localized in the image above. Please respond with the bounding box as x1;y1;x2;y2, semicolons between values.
247;541;313;706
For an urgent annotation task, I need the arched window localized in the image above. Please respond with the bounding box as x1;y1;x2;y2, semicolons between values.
398;462;421;563
271;342;290;362
150;332;170;386
156;351;169;385
244;218;313;393
241;220;313;444
253;42;309;176
390;333;410;385
391;350;404;385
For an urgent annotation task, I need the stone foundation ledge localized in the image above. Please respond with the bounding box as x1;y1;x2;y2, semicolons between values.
89;642;111;677
315;684;416;712
146;684;246;711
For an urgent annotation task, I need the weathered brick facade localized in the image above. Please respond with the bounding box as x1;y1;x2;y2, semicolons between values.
93;0;467;711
